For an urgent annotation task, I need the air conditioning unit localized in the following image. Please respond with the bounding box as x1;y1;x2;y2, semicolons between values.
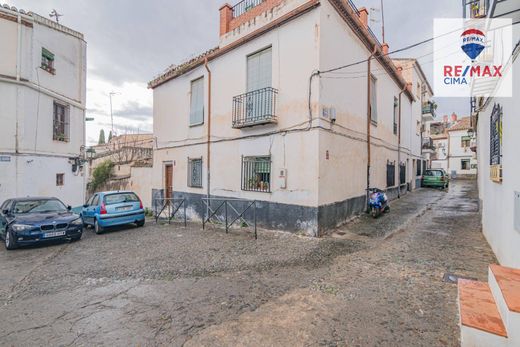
279;168;287;189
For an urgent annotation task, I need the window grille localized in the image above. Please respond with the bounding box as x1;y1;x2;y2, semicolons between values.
241;156;271;193
400;163;406;185
53;102;69;142
386;161;395;187
490;104;502;166
188;158;203;188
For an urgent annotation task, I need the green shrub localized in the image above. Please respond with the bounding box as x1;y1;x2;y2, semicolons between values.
89;160;114;192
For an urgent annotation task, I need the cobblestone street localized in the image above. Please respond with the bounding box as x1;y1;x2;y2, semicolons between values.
0;180;495;346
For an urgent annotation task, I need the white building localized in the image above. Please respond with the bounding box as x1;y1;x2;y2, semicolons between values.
446;117;477;177
393;58;436;186
148;0;428;236
0;5;87;206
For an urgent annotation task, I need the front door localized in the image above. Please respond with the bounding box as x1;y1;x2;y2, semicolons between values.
165;164;173;199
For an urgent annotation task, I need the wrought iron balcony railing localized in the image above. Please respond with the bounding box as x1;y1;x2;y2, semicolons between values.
422;102;436;116
422;137;435;150
232;87;278;128
232;0;265;18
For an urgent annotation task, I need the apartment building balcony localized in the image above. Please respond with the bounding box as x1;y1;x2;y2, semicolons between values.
463;0;489;19
422;137;435;153
232;87;278;128
422;102;436;122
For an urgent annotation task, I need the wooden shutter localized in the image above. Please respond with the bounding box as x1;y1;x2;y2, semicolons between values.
190;77;204;125
247;48;272;92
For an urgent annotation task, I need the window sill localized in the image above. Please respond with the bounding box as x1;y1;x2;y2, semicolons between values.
40;66;56;75
189;122;204;128
188;186;203;189
371;120;378;126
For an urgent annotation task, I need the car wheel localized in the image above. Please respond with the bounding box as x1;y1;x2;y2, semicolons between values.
136;220;145;227
94;220;104;235
5;230;17;250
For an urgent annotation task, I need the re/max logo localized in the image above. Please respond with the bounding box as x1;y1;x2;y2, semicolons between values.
443;65;503;85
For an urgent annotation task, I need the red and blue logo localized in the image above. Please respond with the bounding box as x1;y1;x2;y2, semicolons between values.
461;29;486;60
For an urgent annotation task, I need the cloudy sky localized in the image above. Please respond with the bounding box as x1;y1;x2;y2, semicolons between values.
7;0;468;145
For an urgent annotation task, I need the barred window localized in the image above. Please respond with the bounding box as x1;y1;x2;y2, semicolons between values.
188;158;203;188
53;102;69;142
400;163;406;185
490;104;502;165
242;156;271;193
386;161;395;187
41;48;55;74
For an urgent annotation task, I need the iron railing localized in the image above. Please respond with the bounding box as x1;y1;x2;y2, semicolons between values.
422;102;436;116
241;156;271;193
393;123;398;135
422;137;435;150
202;198;258;239
233;87;278;128
232;0;265;18
153;198;187;226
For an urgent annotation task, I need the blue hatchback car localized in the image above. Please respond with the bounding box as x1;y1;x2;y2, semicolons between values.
82;191;145;234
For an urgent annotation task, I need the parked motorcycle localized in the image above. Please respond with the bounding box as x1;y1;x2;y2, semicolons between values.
367;188;390;218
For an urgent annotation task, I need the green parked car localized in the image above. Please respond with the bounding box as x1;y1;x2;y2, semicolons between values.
422;169;449;189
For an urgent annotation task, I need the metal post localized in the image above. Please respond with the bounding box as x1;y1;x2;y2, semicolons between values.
183;200;187;227
254;201;257;240
225;201;228;233
202;200;206;230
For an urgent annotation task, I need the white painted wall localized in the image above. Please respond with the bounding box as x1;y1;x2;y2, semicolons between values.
477;47;520;268
448;130;477;176
0;8;87;206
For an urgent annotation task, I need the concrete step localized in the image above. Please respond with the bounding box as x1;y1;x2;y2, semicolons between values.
489;264;520;345
458;279;508;347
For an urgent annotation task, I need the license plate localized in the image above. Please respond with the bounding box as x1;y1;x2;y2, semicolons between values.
117;206;132;211
44;231;66;238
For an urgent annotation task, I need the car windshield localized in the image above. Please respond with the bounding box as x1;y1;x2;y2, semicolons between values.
13;199;67;214
426;170;443;177
104;193;139;205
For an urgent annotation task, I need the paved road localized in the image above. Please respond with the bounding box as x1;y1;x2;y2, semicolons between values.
0;180;495;346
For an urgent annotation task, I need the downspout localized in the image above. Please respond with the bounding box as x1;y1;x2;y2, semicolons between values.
204;58;212;215
15;13;22;197
366;46;377;212
397;83;408;199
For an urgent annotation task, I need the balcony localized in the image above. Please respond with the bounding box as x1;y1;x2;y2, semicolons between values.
232;0;266;18
232;87;278;128
422;137;435;153
422;102;436;121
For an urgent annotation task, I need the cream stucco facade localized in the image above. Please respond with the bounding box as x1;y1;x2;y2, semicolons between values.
0;6;87;207
150;0;429;235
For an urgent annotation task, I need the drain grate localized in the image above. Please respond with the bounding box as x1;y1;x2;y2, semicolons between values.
442;273;477;284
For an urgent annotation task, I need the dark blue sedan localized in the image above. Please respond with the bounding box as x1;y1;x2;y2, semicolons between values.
0;197;83;250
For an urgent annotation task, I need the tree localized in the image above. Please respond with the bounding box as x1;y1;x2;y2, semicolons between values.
89;160;114;192
98;129;106;145
108;131;113;143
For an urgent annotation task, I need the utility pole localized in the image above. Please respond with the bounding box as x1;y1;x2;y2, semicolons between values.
49;9;63;23
109;92;119;137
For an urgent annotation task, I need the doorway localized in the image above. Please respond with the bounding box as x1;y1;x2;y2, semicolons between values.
164;164;173;199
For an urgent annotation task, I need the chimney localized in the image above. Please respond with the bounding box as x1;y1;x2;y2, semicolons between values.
382;43;389;55
358;7;369;28
443;115;449;123
451;112;458;122
219;3;233;36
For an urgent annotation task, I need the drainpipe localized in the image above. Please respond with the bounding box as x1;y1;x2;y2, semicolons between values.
15;13;22;197
397;83;409;199
204;58;212;216
366;46;378;212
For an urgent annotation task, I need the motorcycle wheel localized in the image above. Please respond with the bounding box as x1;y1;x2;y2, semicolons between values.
371;207;378;218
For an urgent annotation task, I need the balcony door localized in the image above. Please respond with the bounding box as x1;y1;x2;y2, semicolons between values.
246;47;272;122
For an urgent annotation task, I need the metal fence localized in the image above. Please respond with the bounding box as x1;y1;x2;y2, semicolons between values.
202;198;258;239
153;198;187;226
233;87;278;128
232;0;265;18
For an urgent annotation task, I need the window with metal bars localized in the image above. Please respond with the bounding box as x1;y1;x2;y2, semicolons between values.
386;161;395;187
490;104;502;166
241;156;271;193
53;102;69;142
400;163;406;185
187;158;203;188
